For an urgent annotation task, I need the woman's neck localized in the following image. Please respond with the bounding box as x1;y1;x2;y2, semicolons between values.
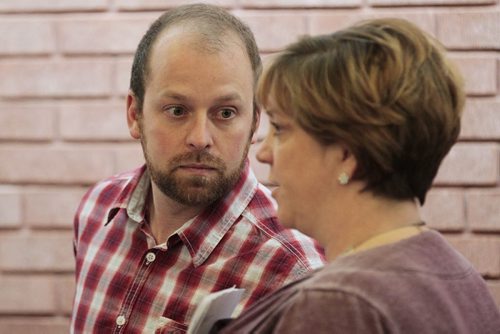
340;221;427;257
321;194;423;262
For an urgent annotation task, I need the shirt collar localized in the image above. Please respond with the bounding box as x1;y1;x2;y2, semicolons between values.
126;167;151;223
105;160;259;267
179;159;258;267
104;165;148;225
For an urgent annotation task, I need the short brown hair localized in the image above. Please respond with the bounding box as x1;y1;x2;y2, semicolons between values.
130;3;262;111
257;18;465;204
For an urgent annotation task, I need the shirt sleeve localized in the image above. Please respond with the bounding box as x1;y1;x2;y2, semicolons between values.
272;289;391;333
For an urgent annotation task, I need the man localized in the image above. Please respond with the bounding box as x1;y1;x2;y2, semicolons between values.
71;4;325;333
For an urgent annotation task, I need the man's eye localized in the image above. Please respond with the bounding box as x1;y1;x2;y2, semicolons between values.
165;106;186;117
218;108;236;120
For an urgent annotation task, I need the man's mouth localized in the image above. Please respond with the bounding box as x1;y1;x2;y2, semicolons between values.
180;163;216;169
177;163;218;175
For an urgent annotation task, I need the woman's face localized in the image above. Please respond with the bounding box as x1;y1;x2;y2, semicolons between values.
256;100;345;236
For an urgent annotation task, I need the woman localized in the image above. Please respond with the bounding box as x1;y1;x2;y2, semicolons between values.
213;18;500;333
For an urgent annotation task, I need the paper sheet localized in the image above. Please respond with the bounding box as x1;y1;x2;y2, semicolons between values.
187;286;245;334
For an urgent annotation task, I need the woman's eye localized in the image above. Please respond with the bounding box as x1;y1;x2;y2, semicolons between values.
270;121;282;135
165;106;186;117
218;108;236;120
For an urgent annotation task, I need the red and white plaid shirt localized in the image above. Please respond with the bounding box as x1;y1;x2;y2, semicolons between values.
71;161;325;333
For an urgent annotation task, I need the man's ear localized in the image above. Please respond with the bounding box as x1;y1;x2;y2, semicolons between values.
251;104;261;144
127;91;141;139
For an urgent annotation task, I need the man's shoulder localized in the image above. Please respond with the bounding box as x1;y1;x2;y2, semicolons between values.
243;183;277;221
244;183;311;244
75;165;145;218
87;165;144;196
242;183;326;272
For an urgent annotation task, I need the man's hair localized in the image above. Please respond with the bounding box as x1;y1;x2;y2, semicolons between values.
257;18;465;205
130;3;262;111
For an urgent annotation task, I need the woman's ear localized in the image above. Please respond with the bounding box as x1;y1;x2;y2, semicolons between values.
127;91;141;140
339;144;357;177
326;143;357;184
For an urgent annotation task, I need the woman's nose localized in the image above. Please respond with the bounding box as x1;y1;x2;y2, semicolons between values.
256;131;273;165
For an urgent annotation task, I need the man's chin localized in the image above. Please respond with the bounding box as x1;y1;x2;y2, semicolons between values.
151;164;243;207
158;179;226;207
166;188;221;207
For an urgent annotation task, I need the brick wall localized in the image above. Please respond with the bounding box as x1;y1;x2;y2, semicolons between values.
0;0;498;332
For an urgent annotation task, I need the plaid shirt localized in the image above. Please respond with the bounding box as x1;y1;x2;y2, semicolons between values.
71;161;325;334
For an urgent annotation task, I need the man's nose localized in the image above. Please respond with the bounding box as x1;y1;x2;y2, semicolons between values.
186;113;214;150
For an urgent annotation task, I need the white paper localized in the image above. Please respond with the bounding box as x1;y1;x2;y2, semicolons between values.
187;286;245;334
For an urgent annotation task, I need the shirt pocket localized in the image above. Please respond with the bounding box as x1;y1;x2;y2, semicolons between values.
155;317;188;334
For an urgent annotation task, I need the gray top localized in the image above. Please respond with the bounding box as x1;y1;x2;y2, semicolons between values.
216;230;500;333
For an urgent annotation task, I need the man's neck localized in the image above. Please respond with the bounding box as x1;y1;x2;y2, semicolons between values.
146;183;205;245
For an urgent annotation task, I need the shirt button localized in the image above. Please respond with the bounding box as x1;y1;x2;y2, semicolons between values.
116;315;126;326
146;252;156;263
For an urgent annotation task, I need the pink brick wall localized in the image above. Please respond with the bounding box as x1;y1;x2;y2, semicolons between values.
0;0;498;331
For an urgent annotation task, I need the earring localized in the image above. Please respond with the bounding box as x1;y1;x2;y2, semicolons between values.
338;172;349;185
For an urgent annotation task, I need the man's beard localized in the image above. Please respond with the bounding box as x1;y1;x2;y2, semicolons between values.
141;139;250;207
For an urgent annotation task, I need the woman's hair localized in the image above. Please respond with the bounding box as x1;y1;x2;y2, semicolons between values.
257;18;465;205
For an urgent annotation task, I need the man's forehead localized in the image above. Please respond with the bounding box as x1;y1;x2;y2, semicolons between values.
155;22;244;53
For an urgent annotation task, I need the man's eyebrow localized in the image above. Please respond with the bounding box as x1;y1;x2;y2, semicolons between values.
160;92;244;104
160;92;188;101
213;93;244;104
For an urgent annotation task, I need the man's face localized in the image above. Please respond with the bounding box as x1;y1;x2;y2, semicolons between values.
127;27;257;207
